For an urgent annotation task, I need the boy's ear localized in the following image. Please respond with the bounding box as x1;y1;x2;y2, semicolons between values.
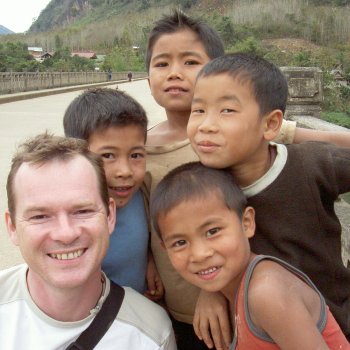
263;109;283;141
242;206;255;239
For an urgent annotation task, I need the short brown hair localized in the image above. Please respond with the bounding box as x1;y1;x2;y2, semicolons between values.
7;133;110;222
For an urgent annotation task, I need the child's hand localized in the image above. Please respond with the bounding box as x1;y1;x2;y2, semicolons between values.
193;290;231;350
144;252;164;301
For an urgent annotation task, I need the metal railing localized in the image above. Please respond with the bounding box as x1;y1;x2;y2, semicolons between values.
0;71;148;94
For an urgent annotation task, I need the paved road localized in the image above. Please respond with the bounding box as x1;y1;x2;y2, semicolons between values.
0;79;165;269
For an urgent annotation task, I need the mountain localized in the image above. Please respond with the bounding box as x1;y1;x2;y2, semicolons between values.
28;0;175;33
10;0;350;56
0;25;15;35
29;0;92;32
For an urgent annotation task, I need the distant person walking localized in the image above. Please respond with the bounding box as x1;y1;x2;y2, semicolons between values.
128;71;132;82
108;69;112;81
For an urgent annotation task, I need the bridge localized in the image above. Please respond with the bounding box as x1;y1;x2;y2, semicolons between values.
0;78;349;269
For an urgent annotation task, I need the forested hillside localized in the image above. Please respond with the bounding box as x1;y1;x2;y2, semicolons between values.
0;0;349;124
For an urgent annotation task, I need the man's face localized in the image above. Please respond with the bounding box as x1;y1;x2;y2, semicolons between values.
88;125;146;208
5;156;115;291
187;74;267;185
148;28;210;115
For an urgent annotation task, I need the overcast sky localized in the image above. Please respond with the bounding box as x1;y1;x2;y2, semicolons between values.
0;0;51;33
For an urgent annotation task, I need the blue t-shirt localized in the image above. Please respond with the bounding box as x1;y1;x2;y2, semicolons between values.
102;190;148;293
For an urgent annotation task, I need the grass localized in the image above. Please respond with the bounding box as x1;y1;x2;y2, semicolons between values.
320;112;350;129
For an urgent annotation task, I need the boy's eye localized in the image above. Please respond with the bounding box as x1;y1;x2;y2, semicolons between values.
185;60;199;65
173;239;187;248
130;152;145;159
154;62;168;68
222;108;235;113
191;108;205;114
101;153;114;160
207;227;220;237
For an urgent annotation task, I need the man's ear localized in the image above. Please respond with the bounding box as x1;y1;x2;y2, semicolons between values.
147;77;152;94
5;210;19;246
263;109;283;141
107;198;116;236
242;206;256;239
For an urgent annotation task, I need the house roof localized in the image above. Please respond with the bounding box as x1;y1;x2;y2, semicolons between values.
71;51;97;59
28;47;43;52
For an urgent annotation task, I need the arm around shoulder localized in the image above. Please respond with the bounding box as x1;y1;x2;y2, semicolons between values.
293;127;350;147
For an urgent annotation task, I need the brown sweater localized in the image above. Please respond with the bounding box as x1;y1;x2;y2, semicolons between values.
247;142;350;339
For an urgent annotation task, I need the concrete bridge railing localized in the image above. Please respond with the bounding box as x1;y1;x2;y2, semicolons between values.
281;66;350;267
0;71;148;95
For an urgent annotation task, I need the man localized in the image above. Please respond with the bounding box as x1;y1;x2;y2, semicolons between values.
0;133;176;350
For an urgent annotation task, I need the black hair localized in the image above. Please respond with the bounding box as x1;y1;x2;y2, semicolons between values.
63;88;148;141
150;161;247;237
145;9;224;72
197;53;288;115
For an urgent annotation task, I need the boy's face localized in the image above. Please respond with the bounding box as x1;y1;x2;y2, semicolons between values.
88;125;146;208
148;28;211;115
157;192;254;294
187;74;267;172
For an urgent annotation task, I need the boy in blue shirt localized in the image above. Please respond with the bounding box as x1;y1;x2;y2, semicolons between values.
63;88;163;300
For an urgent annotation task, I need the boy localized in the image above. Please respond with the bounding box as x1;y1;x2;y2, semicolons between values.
187;52;350;340
150;161;349;349
145;10;350;349
63;88;163;300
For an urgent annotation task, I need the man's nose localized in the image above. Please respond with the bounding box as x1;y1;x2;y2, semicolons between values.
50;215;80;244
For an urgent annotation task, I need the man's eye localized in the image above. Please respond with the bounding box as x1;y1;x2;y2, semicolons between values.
207;228;220;237
76;209;92;215
30;214;47;220
73;209;96;218
29;214;49;221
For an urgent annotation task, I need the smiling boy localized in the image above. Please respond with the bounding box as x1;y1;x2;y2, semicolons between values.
150;161;349;349
64;88;163;299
